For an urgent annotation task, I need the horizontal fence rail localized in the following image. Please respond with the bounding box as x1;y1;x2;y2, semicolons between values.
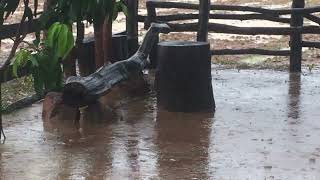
145;0;320;72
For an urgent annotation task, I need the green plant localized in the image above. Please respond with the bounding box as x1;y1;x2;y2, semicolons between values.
40;0;128;66
13;22;74;96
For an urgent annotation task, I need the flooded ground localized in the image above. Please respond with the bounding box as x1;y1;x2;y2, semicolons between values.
1;68;320;180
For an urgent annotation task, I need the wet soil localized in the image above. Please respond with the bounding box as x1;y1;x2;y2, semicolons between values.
1;0;320;107
1;68;320;179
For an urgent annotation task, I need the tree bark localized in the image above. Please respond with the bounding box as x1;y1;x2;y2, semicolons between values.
63;26;77;78
103;19;113;64
62;23;171;107
94;22;105;69
290;0;305;72
197;0;210;42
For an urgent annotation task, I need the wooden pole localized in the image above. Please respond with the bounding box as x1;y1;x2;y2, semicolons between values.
94;22;105;69
290;0;305;72
103;19;113;64
146;0;159;68
126;0;139;56
197;0;210;42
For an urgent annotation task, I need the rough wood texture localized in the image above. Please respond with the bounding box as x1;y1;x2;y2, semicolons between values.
290;0;305;72
167;22;320;35
156;41;215;112
154;13;291;23
303;41;320;49
126;0;139;55
146;0;320;15
62;23;170;107
197;0;210;42
212;49;291;56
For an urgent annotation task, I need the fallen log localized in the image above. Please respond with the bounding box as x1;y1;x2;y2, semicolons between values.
62;23;171;107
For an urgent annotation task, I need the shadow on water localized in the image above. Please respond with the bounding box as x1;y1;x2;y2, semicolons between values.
287;73;301;120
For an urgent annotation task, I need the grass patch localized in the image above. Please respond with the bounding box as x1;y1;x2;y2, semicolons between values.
1;76;35;108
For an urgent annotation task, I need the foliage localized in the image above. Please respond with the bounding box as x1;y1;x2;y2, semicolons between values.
3;0;129;97
39;0;128;28
12;22;74;96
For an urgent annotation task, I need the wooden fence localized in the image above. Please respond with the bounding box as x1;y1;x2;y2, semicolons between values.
144;0;320;72
1;0;320;109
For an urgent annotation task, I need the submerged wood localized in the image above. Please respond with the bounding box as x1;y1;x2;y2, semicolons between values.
62;23;170;107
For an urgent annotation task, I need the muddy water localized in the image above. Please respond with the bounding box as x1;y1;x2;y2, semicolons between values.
1;69;320;180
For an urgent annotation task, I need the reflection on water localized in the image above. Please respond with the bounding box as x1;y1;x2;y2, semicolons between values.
156;109;214;179
287;73;301;120
2;69;320;179
39;93;215;179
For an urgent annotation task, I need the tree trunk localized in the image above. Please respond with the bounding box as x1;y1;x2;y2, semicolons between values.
63;26;77;78
94;22;105;69
155;41;215;112
62;23;171;107
103;19;113;64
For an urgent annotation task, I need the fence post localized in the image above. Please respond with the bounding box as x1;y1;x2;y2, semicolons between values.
290;0;305;72
126;0;139;56
197;0;210;42
146;0;159;68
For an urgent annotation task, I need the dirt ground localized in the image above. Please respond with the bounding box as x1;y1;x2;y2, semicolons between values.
1;68;320;179
1;1;320;179
1;0;320;108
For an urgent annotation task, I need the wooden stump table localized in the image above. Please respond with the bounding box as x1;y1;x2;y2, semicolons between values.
155;41;215;112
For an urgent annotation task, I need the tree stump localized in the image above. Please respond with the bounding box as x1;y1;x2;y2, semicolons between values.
111;34;129;63
155;41;215;112
78;35;129;76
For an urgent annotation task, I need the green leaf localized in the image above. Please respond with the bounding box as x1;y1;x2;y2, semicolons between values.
46;22;62;48
57;24;69;58
12;49;32;77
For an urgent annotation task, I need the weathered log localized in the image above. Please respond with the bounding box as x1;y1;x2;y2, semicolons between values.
302;41;320;49
146;0;320;16
62;23;171;107
303;14;320;25
212;48;291;56
167;22;320;35
154;13;291;23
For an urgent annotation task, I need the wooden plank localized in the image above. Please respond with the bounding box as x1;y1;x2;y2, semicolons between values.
302;41;320;48
167;22;320;35
303;14;320;25
154;13;291;23
212;48;291;56
146;0;320;15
